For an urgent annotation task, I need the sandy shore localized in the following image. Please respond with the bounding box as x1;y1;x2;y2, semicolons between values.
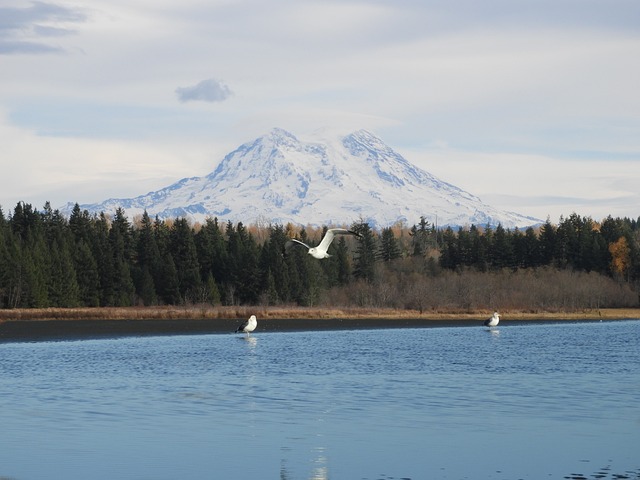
1;306;638;341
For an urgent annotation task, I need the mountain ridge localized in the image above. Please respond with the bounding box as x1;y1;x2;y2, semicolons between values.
62;128;541;229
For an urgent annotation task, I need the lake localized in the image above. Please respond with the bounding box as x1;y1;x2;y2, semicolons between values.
1;320;639;479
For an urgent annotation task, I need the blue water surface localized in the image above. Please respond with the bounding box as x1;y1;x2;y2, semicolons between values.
1;320;639;480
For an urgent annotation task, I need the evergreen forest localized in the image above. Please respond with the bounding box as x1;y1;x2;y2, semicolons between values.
0;202;638;311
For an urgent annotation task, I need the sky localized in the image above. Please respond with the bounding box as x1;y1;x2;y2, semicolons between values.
1;0;639;224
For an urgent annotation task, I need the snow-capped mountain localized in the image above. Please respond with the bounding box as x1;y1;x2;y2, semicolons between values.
62;128;541;228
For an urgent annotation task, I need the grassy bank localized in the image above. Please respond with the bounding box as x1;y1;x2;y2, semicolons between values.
1;306;639;323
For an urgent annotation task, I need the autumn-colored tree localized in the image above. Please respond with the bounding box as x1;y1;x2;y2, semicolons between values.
609;236;630;280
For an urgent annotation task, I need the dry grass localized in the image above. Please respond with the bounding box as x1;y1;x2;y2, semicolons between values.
1;305;639;323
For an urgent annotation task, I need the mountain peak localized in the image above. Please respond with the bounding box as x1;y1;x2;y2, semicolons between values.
342;129;395;159
262;127;299;147
64;128;541;229
346;128;382;143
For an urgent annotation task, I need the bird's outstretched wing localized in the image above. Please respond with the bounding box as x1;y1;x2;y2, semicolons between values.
317;228;360;252
284;238;310;255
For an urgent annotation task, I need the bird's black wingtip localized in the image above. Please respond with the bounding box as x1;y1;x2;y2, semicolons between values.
283;239;297;256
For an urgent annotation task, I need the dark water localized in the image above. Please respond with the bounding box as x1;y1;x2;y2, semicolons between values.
1;320;639;480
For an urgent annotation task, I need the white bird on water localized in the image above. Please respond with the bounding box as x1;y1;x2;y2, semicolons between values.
484;311;500;327
285;228;360;259
235;315;257;336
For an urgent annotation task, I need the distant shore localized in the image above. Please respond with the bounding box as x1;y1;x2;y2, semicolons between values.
1;306;638;341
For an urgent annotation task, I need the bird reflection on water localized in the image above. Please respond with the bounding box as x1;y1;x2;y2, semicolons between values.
280;445;328;480
240;335;258;347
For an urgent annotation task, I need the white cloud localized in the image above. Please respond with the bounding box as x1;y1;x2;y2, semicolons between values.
175;78;233;103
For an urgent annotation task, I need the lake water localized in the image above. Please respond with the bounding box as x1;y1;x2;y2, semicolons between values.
1;320;639;480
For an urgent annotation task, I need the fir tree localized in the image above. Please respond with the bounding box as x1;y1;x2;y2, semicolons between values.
107;209;135;306
378;227;401;262
258;225;290;303
410;216;432;256
133;211;161;305
329;236;352;286
170;218;202;303
195;217;229;294
439;227;459;270
94;213;115;306
538;218;556;266
352;221;377;282
469;225;488;271
203;271;221;305
489;224;513;269
74;240;100;307
153;217;180;304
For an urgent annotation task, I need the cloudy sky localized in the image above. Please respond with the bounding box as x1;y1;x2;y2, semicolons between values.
1;0;639;223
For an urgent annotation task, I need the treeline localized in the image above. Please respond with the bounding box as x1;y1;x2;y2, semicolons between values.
0;202;638;310
437;214;640;280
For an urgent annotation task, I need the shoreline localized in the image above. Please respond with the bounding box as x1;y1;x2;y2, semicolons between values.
1;306;638;342
2;305;640;322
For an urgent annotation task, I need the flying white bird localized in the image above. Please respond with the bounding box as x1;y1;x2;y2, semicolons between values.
235;315;257;336
285;228;360;259
484;311;500;327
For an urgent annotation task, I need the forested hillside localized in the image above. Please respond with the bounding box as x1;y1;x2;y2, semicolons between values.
0;202;638;311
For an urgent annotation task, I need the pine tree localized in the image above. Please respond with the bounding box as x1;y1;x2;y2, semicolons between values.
410;216;432;256
283;228;308;305
137;266;158;306
439;227;459;270
258;225;290;303
69;203;94;245
48;239;80;307
538;218;556;266
74;240;100;306
233;222;260;304
21;241;49;308
457;227;473;267
264;269;279;305
489;224;513;269
378;227;401;262
93;213;115;306
153;217;180;304
0;208;9;307
469;225;488;271
1;227;23;308
133;211;160;305
352;221;377;282
521;227;541;268
203;271;221;305
109;209;135;306
170;218;202;303
10;204;50;311
158;253;181;304
332;236;352;286
39;203;80;307
195;217;229;288
600;216;627;245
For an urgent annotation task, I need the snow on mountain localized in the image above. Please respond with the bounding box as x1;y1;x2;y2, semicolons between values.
62;128;541;229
